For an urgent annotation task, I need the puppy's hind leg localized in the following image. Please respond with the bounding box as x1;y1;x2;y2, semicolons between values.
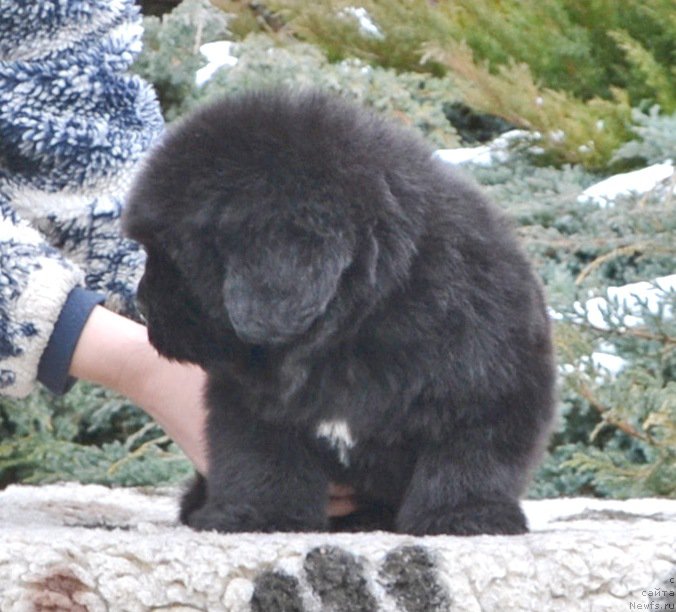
395;428;533;536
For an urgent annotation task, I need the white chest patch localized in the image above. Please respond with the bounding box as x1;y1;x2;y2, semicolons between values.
316;419;355;467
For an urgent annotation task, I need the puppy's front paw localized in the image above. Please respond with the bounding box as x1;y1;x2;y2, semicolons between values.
397;499;528;536
183;502;262;533
184;500;328;533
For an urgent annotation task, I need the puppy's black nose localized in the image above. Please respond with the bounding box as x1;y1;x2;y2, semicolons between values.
231;326;288;346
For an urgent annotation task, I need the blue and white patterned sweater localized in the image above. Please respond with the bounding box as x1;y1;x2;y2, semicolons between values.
0;0;164;397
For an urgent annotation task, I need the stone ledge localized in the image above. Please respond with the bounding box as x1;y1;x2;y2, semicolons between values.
0;483;674;611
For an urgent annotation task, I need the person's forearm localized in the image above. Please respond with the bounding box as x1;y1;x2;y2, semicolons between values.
69;305;209;474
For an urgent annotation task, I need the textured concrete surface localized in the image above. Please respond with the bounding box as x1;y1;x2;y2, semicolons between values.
0;483;674;611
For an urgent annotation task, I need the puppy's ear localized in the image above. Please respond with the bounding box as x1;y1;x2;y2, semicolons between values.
223;229;352;344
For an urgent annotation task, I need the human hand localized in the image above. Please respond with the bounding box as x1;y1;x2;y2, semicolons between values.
328;483;358;517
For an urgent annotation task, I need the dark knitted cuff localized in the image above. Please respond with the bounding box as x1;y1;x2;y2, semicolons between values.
37;287;106;395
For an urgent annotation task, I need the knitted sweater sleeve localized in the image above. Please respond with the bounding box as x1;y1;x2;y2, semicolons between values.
0;0;164;398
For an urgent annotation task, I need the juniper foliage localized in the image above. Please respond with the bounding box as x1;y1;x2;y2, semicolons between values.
0;384;192;487
132;0;231;120
254;0;674;169
133;1;461;146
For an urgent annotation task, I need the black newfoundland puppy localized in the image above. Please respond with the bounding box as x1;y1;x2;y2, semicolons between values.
123;89;556;536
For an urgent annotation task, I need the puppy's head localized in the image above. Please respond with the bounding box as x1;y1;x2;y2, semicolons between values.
123;89;427;365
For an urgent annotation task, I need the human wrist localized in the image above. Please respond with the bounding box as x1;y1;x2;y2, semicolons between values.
69;304;151;396
38;287;105;394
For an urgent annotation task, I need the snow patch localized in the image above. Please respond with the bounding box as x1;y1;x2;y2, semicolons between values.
559;352;628;378
339;7;383;39
556;275;675;378
196;40;238;86
590;349;628;376
577;161;674;207
577;274;676;330
434;130;537;167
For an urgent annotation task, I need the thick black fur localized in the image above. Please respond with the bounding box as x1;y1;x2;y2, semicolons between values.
123;89;556;536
